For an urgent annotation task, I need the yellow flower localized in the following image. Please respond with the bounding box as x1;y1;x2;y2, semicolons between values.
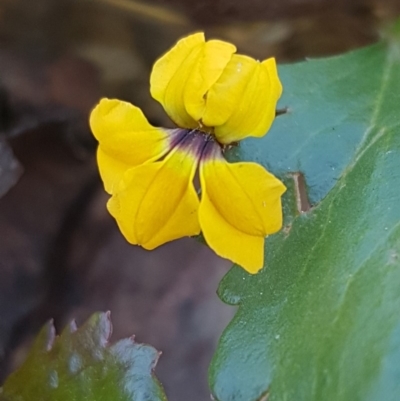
89;32;286;274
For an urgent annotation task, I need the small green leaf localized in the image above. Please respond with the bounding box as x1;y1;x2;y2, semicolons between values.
210;26;400;401
0;312;167;401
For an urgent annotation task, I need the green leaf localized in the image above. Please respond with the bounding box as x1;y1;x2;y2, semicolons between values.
210;26;400;401
0;312;167;401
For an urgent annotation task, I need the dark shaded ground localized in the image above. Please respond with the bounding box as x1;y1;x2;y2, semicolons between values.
1;1;400;400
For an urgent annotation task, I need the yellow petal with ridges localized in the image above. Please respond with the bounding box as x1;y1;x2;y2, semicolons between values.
262;58;283;96
150;32;204;104
200;193;265;273
150;33;205;128
90;98;172;193
183;39;236;121
210;57;282;144
107;147;200;250
201;54;256;128
199;146;286;273
97;147;133;194
158;45;202;128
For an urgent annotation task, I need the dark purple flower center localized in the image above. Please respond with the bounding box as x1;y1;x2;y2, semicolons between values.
170;128;222;162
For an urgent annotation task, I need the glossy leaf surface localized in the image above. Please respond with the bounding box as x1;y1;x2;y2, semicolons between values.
210;28;400;401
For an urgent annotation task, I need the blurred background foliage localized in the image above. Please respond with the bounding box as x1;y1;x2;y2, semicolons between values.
0;1;399;400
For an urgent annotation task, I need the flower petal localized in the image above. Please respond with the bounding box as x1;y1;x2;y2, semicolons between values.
97;147;133;194
199;144;286;273
150;33;236;128
90;98;173;193
107;145;201;250
150;33;204;104
150;33;204;128
201;55;255;128
183;39;236;122
204;56;282;144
